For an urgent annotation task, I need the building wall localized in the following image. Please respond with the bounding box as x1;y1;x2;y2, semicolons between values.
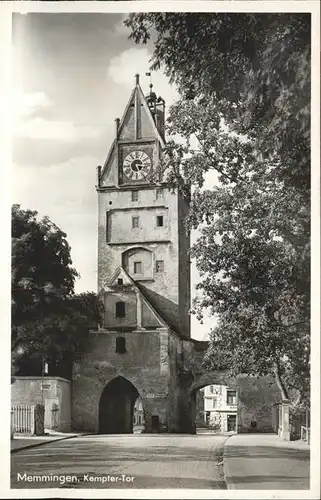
98;187;181;302
203;384;238;433
72;329;172;433
104;290;137;328
195;388;205;425
236;375;280;432
204;384;237;413
177;191;191;336
11;376;71;432
202;376;281;433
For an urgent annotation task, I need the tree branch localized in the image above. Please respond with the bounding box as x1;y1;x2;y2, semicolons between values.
273;361;289;401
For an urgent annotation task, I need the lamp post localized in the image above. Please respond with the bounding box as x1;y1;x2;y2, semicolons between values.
41;356;48;406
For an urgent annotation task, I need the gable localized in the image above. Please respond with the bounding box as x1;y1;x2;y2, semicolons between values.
100;141;117;187
119;98;136;141
107;266;136;288
99;82;165;186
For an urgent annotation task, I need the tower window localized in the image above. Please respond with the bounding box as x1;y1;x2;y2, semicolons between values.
155;260;164;273
116;336;126;354
156;215;164;227
156;188;164;200
132;191;139;202
134;261;142;274
106;212;111;243
132;216;139;228
115;301;125;318
117;278;123;285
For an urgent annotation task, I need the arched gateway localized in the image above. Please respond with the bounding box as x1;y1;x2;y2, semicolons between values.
71;75;280;434
99;376;140;434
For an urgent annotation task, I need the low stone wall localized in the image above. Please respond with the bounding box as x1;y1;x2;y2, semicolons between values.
236;375;281;433
11;376;71;432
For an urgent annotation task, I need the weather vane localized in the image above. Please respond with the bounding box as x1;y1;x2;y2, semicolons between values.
145;71;153;93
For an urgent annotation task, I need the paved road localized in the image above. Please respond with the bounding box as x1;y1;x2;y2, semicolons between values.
224;434;310;490
11;434;228;489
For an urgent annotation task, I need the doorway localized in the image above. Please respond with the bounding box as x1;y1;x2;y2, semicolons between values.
99;376;140;434
227;414;237;432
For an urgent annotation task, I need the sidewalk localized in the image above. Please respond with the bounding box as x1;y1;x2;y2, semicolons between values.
223;433;310;490
11;430;82;453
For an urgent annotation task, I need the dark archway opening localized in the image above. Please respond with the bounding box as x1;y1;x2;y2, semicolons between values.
99;376;139;434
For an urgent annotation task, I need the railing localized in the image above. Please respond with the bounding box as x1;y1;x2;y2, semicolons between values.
11;404;44;435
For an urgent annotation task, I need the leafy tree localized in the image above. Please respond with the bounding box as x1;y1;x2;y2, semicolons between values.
164;96;309;405
125;13;310;188
12;205;103;378
125;13;310;406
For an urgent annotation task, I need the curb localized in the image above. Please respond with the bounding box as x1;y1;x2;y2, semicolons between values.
11;434;80;454
222;435;236;490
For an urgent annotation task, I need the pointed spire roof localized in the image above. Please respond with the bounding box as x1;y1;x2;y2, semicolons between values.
99;74;165;184
116;73;165;146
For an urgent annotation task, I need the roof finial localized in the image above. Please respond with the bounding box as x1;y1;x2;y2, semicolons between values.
146;71;152;91
135;73;140;85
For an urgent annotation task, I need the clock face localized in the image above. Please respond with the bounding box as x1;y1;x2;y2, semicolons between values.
123;150;152;181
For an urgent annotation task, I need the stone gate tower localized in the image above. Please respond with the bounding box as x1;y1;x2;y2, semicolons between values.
97;74;191;338
72;74;199;434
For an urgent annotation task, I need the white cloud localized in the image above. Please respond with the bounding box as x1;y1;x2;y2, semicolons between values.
12;90;52;119
107;47;179;107
14;117;102;141
12;90;102;142
13;156;100;293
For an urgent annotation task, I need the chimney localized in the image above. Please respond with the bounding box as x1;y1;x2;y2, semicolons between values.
96;165;102;187
115;118;120;138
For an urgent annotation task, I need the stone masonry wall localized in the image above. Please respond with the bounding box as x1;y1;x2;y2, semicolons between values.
236;374;281;432
11;376;71;432
72;329;171;432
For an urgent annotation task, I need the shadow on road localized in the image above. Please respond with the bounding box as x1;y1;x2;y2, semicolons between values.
224;445;310;462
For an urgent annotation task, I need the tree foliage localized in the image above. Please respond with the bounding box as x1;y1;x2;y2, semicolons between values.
126;13;310;188
126;14;310;404
12;205;103;377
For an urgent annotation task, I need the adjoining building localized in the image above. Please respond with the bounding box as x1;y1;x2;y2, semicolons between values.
203;385;238;433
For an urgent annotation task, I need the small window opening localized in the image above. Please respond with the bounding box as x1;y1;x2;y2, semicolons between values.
156;188;164;200
155;260;164;273
134;261;142;274
132;216;139;228
117;278;123;285
116;336;126;354
156;215;164;227
115;301;125;318
106;212;111;243
132;191;139;202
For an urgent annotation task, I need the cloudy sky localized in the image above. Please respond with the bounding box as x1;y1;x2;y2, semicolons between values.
12;12;214;340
